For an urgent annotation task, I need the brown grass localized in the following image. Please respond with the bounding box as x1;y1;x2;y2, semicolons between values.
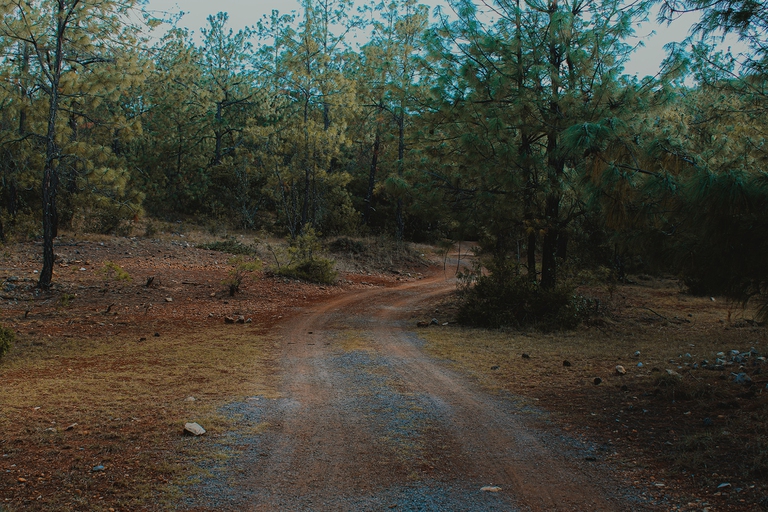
0;328;277;511
420;277;768;510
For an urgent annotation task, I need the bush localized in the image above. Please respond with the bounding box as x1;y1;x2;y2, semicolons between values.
456;263;587;330
223;255;262;296
198;238;256;255
0;324;14;359
276;258;338;284
273;229;338;285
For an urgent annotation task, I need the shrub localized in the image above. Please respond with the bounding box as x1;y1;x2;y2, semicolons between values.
276;258;338;284
198;238;256;255
100;261;132;282
223;255;262;296
0;324;14;359
328;237;366;255
456;262;587;330
273;229;338;285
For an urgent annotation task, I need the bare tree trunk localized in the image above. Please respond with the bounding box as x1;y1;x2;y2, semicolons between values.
39;1;68;290
363;128;381;226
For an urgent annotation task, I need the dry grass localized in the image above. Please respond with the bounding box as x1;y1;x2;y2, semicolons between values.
420;277;768;509
0;328;277;511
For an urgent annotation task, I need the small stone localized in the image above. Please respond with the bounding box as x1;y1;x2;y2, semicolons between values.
633;350;641;358
237;315;245;324
225;316;235;324
666;369;681;378
442;322;449;326
637;362;644;368
139;337;146;342
430;318;439;325
210;292;216;297
64;423;77;431
491;365;500;370
615;365;627;376
481;486;502;492
183;422;206;436
208;313;214;317
18;477;26;483
165;297;173;302
91;465;104;472
593;377;602;385
733;372;752;385
184;396;196;402
718;482;731;489
522;353;530;359
416;321;429;328
246;318;252;324
154;332;160;337
563;360;572;367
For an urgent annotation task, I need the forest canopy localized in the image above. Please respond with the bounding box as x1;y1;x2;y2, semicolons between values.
1;0;767;321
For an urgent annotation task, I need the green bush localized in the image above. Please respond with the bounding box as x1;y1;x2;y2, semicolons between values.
457;264;588;330
273;229;338;284
0;324;14;359
275;258;338;284
223;255;262;296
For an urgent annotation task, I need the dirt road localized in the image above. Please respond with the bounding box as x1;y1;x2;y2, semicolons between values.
185;274;650;511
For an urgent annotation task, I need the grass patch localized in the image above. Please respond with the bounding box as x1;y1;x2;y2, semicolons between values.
198;238;256;255
0;328;277;511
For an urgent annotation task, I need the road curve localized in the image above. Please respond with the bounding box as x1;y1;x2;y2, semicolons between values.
185;274;651;511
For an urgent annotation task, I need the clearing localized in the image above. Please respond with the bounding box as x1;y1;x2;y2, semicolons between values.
0;231;766;511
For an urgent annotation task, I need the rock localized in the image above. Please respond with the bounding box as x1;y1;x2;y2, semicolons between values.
717;482;732;489
165;297;173;302
481;486;502;492
184;396;196;402
522;353;531;359
237;315;245;324
732;372;753;385
637;362;644;368
430;318;439;325
183;422;206;436
633;350;641;358
442;322;449;326
208;313;214;317
246;318;252;324
154;332;160;337
615;365;627;376
210;292;216;297
593;377;603;385
563;360;572;367
225;316;235;324
91;465;105;472
666;369;681;378
416;320;429;328
491;365;500;370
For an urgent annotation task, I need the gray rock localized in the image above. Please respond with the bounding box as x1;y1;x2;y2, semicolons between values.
637;362;644;368
633;350;641;358
237;315;245;324
430;318;439;325
615;365;627;376
184;422;206;436
92;465;104;472
732;372;753;385
224;316;235;324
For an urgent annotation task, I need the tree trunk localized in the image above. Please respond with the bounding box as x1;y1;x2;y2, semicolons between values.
363;128;381;226
395;112;405;241
39;3;66;290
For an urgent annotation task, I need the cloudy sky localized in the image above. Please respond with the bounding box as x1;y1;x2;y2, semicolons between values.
143;0;726;78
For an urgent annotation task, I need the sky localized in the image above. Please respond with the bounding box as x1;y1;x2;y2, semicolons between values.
144;0;738;79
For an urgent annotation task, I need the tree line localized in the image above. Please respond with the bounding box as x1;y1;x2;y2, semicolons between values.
1;0;766;319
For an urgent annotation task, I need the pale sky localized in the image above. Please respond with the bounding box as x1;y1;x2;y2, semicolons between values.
144;0;739;79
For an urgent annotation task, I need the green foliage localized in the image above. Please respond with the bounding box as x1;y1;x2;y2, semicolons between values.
273;228;338;284
223;255;262;296
198;238;256;255
456;261;589;330
100;261;132;282
328;236;366;255
0;324;14;359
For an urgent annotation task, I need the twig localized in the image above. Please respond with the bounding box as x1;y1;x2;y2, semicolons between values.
640;307;667;320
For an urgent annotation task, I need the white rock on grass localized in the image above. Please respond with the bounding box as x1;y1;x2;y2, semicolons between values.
184;422;206;436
